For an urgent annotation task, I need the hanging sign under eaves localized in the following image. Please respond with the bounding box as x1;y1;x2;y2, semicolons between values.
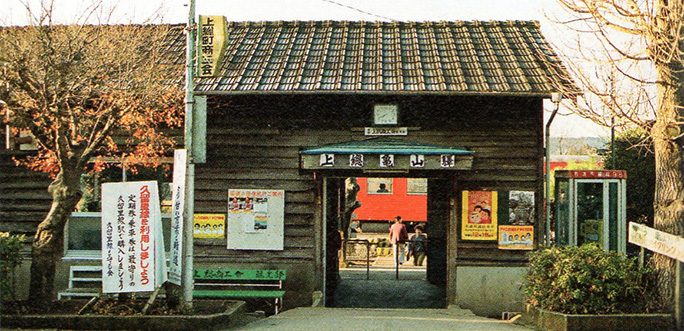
197;15;227;77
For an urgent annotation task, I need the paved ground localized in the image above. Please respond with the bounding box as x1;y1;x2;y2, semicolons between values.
226;307;532;331
224;257;532;330
334;259;445;309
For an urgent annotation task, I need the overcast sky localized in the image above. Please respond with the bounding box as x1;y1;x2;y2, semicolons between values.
1;0;610;138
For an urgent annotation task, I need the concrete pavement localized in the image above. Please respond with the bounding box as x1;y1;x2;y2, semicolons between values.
226;306;532;331
226;257;532;330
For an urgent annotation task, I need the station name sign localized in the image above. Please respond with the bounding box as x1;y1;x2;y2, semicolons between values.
364;127;408;136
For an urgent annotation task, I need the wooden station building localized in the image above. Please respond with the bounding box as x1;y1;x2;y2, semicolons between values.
1;20;576;316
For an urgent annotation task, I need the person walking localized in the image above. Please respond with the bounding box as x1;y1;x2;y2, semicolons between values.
407;225;427;266
389;216;408;267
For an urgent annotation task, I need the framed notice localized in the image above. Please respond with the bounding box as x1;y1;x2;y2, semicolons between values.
227;189;284;250
461;190;498;240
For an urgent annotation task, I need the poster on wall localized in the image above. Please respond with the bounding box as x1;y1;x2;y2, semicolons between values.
461;190;498;240
193;214;226;239
227;189;284;250
498;225;534;250
508;191;535;225
101;181;168;293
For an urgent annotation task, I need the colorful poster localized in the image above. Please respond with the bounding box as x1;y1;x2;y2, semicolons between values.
461;191;498;240
193;214;226;239
227;189;284;250
101;181;167;293
498;225;534;250
509;191;535;225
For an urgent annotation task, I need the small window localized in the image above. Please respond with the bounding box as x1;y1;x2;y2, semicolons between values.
367;178;393;195
406;178;427;195
65;212;172;258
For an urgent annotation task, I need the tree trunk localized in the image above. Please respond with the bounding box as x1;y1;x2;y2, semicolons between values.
341;178;361;239
28;169;83;305
650;0;684;312
651;131;684;311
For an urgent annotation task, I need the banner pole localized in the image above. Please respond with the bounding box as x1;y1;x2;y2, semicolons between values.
182;0;197;308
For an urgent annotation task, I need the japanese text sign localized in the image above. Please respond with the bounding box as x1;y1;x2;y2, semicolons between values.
101;181;167;293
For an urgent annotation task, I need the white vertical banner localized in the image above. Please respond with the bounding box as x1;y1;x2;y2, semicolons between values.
168;149;187;285
101;181;167;293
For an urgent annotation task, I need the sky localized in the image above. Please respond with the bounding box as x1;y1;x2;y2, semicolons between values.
0;0;611;138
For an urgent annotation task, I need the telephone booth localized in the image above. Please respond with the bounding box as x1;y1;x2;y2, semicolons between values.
554;170;627;253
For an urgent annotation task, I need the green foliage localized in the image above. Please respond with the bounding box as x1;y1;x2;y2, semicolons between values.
0;232;25;301
603;128;654;223
523;245;660;314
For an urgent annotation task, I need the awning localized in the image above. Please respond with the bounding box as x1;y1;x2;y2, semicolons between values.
300;138;474;171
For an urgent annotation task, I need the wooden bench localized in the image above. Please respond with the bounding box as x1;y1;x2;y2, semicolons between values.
193;269;286;314
58;265;102;300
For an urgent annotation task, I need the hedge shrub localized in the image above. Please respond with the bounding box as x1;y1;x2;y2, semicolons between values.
523;244;659;314
1;232;25;301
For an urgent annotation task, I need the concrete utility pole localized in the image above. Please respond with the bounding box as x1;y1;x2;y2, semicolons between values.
182;0;197;307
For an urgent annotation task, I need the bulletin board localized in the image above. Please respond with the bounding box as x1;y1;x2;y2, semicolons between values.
227;189;284;251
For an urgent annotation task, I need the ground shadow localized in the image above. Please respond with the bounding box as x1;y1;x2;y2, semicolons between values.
333;266;446;309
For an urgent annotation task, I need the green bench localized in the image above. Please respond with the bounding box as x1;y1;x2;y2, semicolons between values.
193;269;286;314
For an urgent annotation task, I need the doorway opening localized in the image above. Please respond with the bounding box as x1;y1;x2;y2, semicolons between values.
324;176;450;308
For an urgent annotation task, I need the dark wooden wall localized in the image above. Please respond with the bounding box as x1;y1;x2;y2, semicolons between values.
0;149;52;236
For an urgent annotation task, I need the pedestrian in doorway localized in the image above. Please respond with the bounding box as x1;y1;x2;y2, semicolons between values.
407;225;427;266
389;216;408;266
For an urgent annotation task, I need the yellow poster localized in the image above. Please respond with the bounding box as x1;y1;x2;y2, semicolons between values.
193;213;226;239
461;191;498;240
498;225;534;250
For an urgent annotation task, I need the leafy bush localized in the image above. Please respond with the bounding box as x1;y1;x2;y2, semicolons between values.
0;232;25;301
523;244;660;314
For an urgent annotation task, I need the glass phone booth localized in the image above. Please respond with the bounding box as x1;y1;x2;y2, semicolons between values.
554;170;627;253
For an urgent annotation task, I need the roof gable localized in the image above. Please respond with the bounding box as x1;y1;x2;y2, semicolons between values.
166;20;575;95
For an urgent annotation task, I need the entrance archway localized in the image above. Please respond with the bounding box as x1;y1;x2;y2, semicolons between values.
323;175;451;308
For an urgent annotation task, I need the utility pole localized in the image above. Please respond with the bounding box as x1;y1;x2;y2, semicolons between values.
545;93;562;247
182;0;196;308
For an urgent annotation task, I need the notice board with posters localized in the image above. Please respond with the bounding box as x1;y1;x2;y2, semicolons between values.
227;189;284;251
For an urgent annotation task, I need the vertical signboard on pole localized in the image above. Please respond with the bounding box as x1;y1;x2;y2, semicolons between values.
168;149;187;285
101;181;168;293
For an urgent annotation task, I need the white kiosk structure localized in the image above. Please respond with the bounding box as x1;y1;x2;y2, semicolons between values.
554;170;627;253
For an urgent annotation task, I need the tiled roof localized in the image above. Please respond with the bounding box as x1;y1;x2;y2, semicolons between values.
166;20;576;94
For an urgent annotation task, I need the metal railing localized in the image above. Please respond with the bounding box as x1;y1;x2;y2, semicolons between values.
393;239;429;280
342;239;372;280
342;238;428;280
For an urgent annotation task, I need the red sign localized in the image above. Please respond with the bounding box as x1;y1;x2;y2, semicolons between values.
564;170;626;179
